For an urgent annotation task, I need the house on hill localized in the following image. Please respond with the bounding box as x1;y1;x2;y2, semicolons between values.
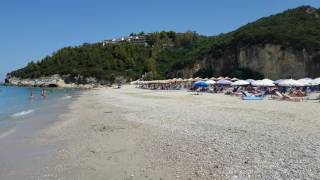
102;35;147;46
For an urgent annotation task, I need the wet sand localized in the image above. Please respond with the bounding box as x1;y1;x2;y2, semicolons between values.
2;86;320;179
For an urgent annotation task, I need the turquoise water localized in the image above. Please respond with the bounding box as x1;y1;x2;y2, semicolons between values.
0;86;78;134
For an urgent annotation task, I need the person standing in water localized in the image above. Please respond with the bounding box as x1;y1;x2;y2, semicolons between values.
30;90;35;99
41;88;46;98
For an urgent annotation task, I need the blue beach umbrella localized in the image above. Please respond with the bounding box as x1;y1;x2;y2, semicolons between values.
192;81;209;88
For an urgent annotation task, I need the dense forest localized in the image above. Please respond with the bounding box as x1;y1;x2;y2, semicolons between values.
8;6;320;82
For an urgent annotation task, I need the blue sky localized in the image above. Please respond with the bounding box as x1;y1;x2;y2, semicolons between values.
1;0;320;80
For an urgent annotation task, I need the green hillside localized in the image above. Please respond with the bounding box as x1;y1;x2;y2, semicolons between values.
8;6;320;82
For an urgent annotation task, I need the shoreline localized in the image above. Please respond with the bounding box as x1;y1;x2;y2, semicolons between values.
2;86;320;179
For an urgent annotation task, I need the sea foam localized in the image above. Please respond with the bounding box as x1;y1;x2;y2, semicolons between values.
11;110;35;118
0;127;16;139
61;95;72;100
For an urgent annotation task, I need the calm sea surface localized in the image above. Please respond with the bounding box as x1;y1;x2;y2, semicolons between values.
0;86;78;135
0;86;80;178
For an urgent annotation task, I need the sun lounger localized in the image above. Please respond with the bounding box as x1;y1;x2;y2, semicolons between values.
242;96;264;100
232;92;243;96
282;93;304;102
241;91;252;97
271;91;304;102
271;91;284;100
241;91;264;100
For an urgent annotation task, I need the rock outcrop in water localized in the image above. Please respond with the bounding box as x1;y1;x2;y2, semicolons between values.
6;74;65;87
5;74;97;88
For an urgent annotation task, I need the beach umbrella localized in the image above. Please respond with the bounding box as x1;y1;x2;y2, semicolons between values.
192;81;209;88
169;79;174;83
245;79;256;84
195;77;202;81
262;78;274;84
210;77;217;80
231;77;239;82
135;81;141;85
274;79;285;85
216;79;232;85
217;76;224;80
130;81;137;85
188;78;194;82
224;76;231;80
176;78;183;82
252;79;275;87
278;79;303;87
311;78;320;85
298;78;313;86
232;80;250;86
206;80;216;85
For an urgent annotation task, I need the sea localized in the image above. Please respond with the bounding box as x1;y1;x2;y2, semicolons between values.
0;85;79;136
0;85;80;178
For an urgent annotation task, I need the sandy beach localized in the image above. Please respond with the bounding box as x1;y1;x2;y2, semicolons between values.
20;85;320;179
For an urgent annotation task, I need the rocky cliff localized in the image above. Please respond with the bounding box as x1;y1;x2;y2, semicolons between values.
237;44;320;79
177;44;320;79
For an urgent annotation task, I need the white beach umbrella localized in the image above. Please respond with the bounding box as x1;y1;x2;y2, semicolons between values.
232;80;250;86
188;78;194;82
176;78;183;82
312;78;320;85
206;80;216;85
278;79;303;87
216;79;232;85
262;78;274;84
298;78;313;86
252;79;275;87
194;77;202;81
130;81;138;85
217;76;224;80
245;79;256;84
231;77;239;82
274;79;285;84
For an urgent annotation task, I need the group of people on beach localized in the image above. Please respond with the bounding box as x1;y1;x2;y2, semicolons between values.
134;78;320;102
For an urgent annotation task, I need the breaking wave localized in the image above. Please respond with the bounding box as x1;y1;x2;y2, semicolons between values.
11;110;35;118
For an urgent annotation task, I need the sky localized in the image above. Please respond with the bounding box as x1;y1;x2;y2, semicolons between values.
1;0;320;81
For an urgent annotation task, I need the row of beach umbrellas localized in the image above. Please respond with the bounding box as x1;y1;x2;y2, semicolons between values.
131;77;240;85
133;77;320;87
193;78;320;87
